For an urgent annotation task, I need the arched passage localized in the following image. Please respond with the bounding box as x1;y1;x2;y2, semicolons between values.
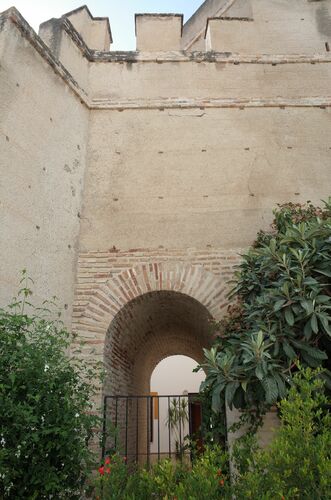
74;262;227;349
72;262;228;458
103;289;213;462
104;290;212;397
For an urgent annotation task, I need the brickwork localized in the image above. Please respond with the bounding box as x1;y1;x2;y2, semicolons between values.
73;248;241;342
74;247;240;306
72;248;241;458
72;247;241;394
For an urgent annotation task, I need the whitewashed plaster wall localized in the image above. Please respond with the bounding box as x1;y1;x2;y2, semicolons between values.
0;14;89;325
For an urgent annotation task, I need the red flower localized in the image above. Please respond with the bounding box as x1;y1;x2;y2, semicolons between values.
217;469;222;477
106;467;111;474
98;466;105;476
123;456;127;462
105;456;111;465
219;479;224;487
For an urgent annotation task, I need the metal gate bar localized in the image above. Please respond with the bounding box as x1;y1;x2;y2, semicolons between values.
102;394;203;464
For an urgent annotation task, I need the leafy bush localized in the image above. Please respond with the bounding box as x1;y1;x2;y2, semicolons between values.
95;370;330;499
232;368;331;499
174;445;230;499
0;275;101;498
94;445;229;499
199;200;331;415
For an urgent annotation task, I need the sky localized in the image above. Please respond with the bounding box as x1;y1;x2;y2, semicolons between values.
0;1;203;50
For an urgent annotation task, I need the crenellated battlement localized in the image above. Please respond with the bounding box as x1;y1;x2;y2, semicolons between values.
2;1;331;112
39;5;112;53
135;14;183;52
35;0;331;57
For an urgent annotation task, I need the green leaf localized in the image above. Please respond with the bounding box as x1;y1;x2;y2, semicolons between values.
320;370;331;390
225;381;239;409
291;340;328;360
310;314;319;334
301;352;321;368
315;295;331;304
301;346;328;360
303;277;319;286
300;300;314;316
274;300;286;312
304;320;313;339
275;374;287;398
255;365;265;380
283;341;296;360
317;313;331;336
257;330;264;347
284;308;295;326
241;380;248;392
262;376;279;404
211;382;224;413
315;269;331;278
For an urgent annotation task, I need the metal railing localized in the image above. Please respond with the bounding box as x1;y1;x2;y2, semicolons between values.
102;394;204;465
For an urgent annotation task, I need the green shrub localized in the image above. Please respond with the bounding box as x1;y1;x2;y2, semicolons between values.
0;275;101;498
94;445;229;499
199;200;331;418
232;368;331;499
175;445;230;499
95;370;331;499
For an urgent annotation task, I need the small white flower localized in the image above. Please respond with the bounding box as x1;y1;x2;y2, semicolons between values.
41;415;45;423
44;364;49;372
0;436;6;447
75;413;79;418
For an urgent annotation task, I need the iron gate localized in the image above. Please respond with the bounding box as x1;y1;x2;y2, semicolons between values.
102;394;205;465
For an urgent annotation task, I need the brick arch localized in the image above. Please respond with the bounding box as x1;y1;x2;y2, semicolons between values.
134;337;206;397
73;262;229;458
73;261;228;352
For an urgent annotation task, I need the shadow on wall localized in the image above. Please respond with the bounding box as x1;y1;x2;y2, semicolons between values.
316;3;331;37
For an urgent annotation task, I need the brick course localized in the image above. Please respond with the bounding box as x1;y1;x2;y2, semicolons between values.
72;247;242;397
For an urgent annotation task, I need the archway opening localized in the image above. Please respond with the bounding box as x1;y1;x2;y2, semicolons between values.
151;355;205;395
103;290;213;462
104;290;212;397
150;355;205;460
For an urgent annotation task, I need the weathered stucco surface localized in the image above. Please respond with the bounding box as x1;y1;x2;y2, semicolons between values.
0;13;89;325
81;107;330;251
135;14;183;52
206;0;331;54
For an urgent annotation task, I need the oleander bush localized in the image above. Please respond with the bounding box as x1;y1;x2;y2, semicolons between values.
199;199;331;422
0;274;101;498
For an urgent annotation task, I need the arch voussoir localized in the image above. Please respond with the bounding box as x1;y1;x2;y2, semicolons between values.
73;262;229;350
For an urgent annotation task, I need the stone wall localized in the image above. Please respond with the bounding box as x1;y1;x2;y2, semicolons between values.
206;0;331;54
0;10;89;326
